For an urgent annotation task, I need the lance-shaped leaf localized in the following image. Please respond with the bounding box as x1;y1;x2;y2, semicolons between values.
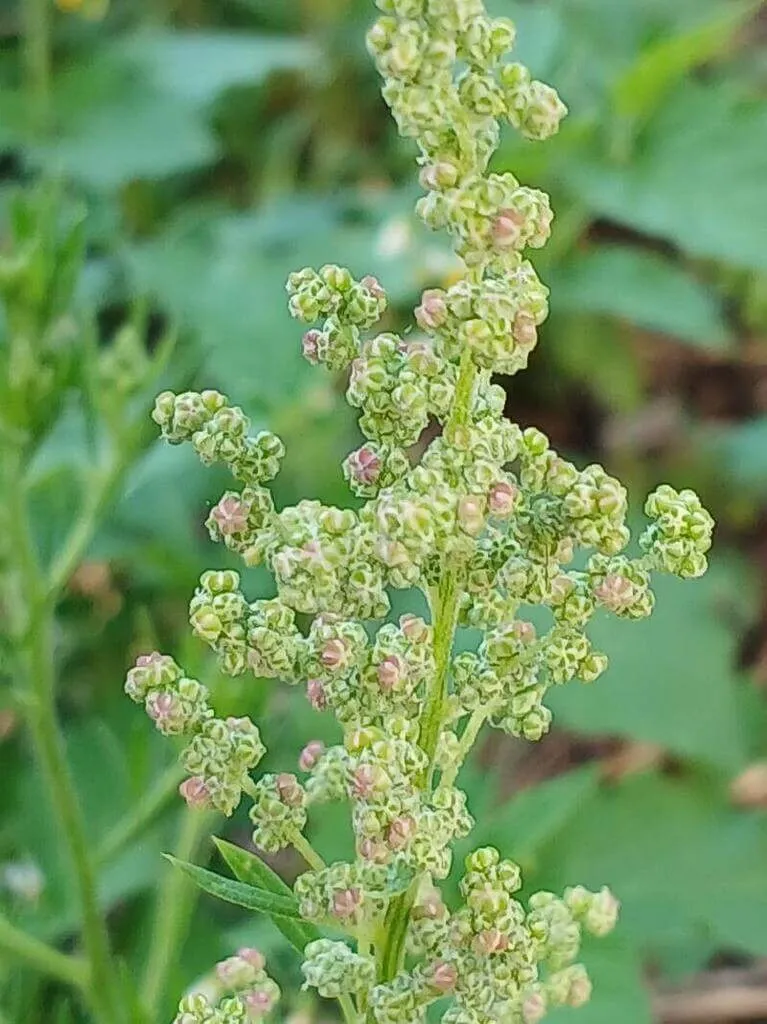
213;838;320;951
165;855;301;921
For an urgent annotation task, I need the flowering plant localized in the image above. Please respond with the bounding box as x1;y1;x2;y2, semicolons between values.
126;2;715;1022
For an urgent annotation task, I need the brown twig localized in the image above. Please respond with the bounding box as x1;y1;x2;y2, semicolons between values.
654;965;767;1022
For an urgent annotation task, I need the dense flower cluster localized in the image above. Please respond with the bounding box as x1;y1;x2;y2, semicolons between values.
174;948;280;1023
128;1;715;1022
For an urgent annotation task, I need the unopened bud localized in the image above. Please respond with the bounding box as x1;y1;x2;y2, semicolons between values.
299;741;325;772
179;776;211;809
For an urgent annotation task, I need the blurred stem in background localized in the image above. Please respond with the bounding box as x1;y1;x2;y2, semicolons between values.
142;808;218;1017
4;449;124;1023
23;0;51;136
0;188;181;1021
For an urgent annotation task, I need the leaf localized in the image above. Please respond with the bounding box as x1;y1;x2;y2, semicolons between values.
548;936;652;1024
466;766;601;872
705;418;767;498
549;557;753;770
568;81;767;271
125;193;445;409
552;246;732;350
540;771;767;960
165;856;304;922
121;31;315;108
613;2;758;121
213;837;320;952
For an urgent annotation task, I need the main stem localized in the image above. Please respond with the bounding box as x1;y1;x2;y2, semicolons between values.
373;339;478;994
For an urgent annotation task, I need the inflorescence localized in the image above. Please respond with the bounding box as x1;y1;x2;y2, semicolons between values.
125;1;714;1021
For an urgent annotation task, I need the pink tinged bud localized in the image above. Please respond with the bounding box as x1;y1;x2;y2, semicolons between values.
386;815;416;851
216;955;245;986
361;274;385;300
377;654;405;692
301;539;325;565
136;651;165;670
513;620;537;644
238;948;266;971
522;992;547;1024
567;973;592;1008
299;740;325;772
514;312;538;349
320;638;348;671
473;928;509;955
419;162;458;191
301;329;323;364
276;773;304;806
492;208;526;248
488;481;518;517
306;678;327;710
415;290;447;331
358;837;390;864
332;887;362;919
399;614;429;643
347;446;382;486
211;495;249;536
457;495;485;537
146;691;178;725
244;989;277;1017
429;961;457;994
417;890;447;920
179;776;211;809
351;765;378;799
594;574;635;613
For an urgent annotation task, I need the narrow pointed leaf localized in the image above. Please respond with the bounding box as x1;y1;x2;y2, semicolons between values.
213;838;320;951
164;855;301;920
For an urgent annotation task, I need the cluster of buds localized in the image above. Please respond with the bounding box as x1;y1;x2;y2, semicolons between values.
153;390;285;487
174;948;280;1023
128;1;715;1021
287;266;387;371
125;652;264;816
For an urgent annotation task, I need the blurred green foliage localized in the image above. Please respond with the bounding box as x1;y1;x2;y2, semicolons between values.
1;0;767;1021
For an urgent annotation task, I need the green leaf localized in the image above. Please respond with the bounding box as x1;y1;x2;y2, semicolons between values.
540;772;767;960
213;839;320;952
548;936;652;1024
466;766;601;873
568;81;767;270
165;855;304;922
613;2;758;121
121;31;314;108
17;52;215;188
125;194;445;409
553;246;732;350
705;418;767;498
549;557;753;770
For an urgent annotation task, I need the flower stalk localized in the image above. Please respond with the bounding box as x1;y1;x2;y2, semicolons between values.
126;2;716;1023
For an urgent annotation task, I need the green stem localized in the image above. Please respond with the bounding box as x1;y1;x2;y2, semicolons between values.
0;913;88;990
418;343;477;783
5;452;122;1023
338;994;360;1024
374;315;480;993
441;706;492;790
96;762;185;868
22;0;52;137
24;625;122;1023
291;830;327;872
142;809;217;1016
46;454;135;603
